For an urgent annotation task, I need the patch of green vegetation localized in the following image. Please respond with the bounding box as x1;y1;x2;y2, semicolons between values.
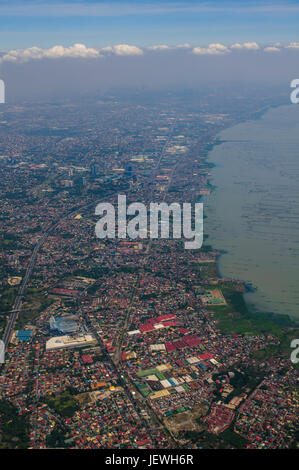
118;265;140;273
139;293;158;300
214;367;263;402
86;283;99;295
0;287;18;312
45;391;78;418
252;329;299;358
0;400;29;449
74;266;109;279
16;290;53;328
200;244;213;253
181;429;218;448
182;425;248;449
25;225;41;234
46;425;69;448
62;233;74;239
209;287;296;338
0;233;19;250
220;429;248;449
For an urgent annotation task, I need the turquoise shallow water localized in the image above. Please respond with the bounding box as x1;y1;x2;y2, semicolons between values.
204;104;299;321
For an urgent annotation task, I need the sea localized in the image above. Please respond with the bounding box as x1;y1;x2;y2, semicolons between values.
204;104;299;321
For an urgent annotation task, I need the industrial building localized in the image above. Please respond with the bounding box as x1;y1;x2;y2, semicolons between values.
49;315;81;335
46;333;96;351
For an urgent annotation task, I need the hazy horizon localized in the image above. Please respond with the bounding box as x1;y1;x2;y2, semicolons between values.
1;1;299;101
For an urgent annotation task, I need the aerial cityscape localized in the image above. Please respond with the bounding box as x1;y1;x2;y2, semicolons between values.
0;0;298;456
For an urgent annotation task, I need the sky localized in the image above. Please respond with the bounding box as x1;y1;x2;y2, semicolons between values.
0;0;299;101
0;0;299;49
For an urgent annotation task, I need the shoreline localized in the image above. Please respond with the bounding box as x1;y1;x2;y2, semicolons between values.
203;106;299;329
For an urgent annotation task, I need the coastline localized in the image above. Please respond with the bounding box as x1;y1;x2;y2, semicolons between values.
203;106;299;331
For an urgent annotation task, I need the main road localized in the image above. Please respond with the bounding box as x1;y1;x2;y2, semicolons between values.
113;118;178;365
1;195;114;349
2;228;52;347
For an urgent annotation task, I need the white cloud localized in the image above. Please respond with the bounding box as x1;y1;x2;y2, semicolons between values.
147;43;191;51
193;43;229;55
147;44;170;51
264;46;280;52
102;44;143;56
0;43;144;63
231;42;260;50
0;41;292;65
285;42;299;49
100;46;113;53
175;43;191;49
0;43;100;63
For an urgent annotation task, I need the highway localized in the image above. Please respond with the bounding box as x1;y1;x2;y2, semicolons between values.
1;196;114;350
2;229;50;347
2;119;178;356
